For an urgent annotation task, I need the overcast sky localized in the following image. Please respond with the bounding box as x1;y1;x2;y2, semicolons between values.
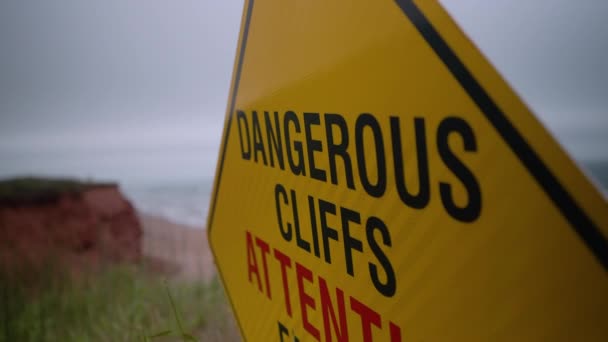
0;0;606;184
441;0;608;162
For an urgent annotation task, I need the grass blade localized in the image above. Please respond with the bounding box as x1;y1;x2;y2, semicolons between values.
164;280;185;334
149;329;172;338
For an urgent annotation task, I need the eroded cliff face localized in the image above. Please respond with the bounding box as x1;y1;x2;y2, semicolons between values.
0;184;142;270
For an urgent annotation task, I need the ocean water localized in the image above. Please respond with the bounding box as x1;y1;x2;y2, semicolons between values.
123;178;214;229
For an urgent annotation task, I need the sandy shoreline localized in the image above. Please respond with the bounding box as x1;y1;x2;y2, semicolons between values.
138;212;241;340
137;211;216;281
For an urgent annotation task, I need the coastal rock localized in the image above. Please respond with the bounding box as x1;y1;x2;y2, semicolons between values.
0;179;142;270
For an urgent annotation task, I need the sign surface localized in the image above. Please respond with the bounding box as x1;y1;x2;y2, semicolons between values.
208;0;608;340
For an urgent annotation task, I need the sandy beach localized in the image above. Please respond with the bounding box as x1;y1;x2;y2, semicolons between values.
138;212;242;341
138;212;216;281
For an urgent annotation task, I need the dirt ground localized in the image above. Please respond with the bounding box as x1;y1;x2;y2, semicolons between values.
138;212;216;281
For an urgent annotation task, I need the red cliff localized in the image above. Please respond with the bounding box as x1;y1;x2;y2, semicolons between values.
0;178;142;270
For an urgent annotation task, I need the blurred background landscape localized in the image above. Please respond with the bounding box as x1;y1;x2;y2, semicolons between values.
0;0;606;341
0;0;243;229
0;1;244;340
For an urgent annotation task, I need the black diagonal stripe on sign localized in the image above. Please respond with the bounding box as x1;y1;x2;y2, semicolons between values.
394;0;608;271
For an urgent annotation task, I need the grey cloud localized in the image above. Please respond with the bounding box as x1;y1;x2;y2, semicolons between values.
1;0;242;144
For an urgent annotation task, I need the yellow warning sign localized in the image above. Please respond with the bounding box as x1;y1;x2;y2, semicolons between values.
207;0;608;340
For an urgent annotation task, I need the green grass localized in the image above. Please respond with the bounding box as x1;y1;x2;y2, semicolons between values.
0;177;114;206
0;263;239;341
